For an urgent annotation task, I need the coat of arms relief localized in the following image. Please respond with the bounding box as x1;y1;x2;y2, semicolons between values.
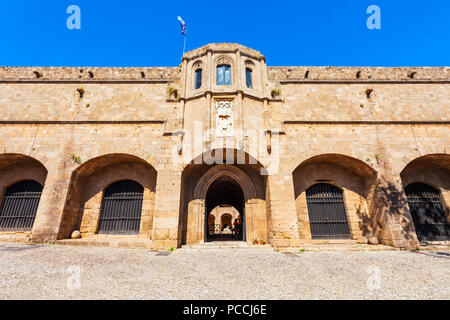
215;101;234;137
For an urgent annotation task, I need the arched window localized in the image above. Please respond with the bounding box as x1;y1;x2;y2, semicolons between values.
217;64;231;85
0;180;43;231
405;183;449;241
306;183;350;239
195;68;202;89
245;68;253;88
98;180;144;235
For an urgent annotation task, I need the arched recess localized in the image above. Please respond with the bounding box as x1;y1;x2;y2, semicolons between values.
292;154;378;242
221;213;233;230
0;154;48;232
58;154;157;240
400;154;450;241
179;148;268;246
209;206;240;229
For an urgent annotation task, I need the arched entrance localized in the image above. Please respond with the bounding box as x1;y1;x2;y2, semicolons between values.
205;177;245;242
179;149;268;246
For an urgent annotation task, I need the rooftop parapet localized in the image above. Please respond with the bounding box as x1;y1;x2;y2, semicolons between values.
0;67;180;82
268;66;450;82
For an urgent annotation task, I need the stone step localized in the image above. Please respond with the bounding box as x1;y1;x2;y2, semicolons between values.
295;243;398;252
56;238;154;250
0;234;31;244
181;241;273;250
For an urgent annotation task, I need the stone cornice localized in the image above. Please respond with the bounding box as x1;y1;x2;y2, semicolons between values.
178;90;280;103
0;120;166;125
0;79;173;84
283;120;450;125
280;80;450;84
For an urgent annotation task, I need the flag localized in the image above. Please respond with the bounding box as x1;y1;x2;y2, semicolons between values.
178;16;187;36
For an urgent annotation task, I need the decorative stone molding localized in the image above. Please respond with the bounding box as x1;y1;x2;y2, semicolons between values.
215;100;234;137
216;57;232;66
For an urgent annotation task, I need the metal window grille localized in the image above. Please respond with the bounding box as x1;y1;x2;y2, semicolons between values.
0;180;43;231
97;180;143;235
405;183;450;241
306;183;351;239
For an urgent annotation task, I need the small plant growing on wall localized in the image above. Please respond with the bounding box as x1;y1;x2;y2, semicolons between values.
71;154;82;165
168;86;179;100
365;88;373;99
374;154;382;165
271;88;281;98
77;88;85;99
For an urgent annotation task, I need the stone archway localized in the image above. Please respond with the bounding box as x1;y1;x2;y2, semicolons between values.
0;154;48;233
400;154;450;242
292;154;378;242
58;153;157;240
179;149;268;246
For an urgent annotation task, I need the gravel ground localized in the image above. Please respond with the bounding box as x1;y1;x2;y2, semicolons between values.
0;242;449;300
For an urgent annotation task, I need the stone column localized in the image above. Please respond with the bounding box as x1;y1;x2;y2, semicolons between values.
265;171;301;248
186;199;205;244
235;48;241;90
151;169;182;250
207;49;213;90
30;164;72;242
370;173;419;249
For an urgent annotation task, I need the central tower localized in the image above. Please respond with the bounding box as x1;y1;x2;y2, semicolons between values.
176;43;270;155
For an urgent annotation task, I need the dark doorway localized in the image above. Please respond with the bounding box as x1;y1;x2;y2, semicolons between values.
306;183;351;239
0;180;43;231
98;180;143;235
205;177;245;242
405;183;450;241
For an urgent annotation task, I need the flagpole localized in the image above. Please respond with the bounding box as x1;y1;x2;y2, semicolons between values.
178;16;187;57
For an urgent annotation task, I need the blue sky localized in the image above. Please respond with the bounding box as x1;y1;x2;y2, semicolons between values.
0;0;449;67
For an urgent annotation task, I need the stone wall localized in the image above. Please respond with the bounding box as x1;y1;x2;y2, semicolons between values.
0;43;448;250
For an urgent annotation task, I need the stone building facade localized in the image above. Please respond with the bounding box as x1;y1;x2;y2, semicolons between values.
0;43;448;250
